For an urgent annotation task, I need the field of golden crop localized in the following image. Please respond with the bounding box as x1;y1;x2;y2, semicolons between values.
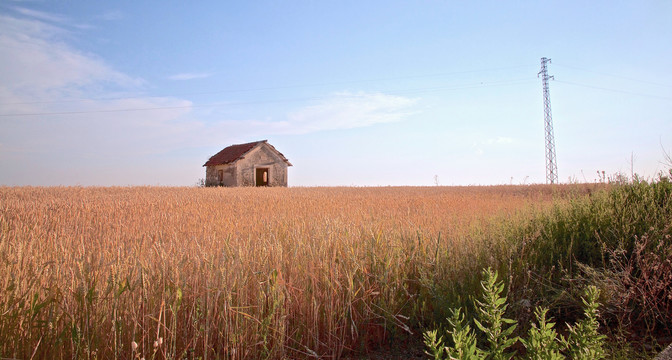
0;185;594;359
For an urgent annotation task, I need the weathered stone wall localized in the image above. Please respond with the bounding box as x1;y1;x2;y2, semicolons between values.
205;164;236;187
204;143;289;187
236;144;288;187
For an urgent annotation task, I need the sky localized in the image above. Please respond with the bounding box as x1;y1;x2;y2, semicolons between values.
1;1;671;186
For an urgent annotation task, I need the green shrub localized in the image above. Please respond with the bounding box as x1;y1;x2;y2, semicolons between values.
425;268;606;360
508;174;672;333
473;268;518;360
521;307;563;360
563;286;606;360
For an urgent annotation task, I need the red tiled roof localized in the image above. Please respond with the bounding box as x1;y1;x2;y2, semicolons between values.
203;140;292;167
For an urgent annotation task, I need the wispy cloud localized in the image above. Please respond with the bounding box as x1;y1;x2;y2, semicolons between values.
11;6;95;32
0;11;201;185
471;136;515;155
0;14;143;100
205;91;418;139
168;72;214;81
98;10;124;21
196;92;418;148
12;7;68;24
484;136;514;145
283;91;418;133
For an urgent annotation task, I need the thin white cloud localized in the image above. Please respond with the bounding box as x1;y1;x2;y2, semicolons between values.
284;91;418;134
202;92;418;140
0;11;202;185
195;92;418;150
0;14;143;100
168;72;214;81
484;136;514;145
471;136;515;155
12;6;68;24
98;10;124;21
11;6;96;32
472;144;485;155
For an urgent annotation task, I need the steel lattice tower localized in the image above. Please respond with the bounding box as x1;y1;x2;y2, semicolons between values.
539;57;558;184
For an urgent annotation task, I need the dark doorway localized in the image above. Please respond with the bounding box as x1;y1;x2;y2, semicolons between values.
255;168;269;186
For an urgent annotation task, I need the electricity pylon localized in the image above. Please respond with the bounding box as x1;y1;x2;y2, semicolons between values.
539;57;558;184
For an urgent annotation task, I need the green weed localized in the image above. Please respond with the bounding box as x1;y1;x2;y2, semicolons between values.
424;268;606;359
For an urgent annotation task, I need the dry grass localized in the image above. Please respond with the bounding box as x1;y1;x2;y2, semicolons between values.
0;185;589;359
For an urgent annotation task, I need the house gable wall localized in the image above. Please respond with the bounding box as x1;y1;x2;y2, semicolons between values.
236;143;288;187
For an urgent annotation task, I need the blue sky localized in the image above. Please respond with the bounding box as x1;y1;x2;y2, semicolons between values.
1;1;670;186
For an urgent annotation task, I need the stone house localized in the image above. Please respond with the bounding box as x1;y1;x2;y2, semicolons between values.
203;140;292;187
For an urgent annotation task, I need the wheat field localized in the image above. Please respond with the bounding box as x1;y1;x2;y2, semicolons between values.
0;185;585;359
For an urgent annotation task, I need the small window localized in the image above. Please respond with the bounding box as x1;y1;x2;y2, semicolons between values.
217;170;224;182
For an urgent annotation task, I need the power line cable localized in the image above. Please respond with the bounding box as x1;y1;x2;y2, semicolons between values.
0;64;534;106
554;80;672;101
0;77;537;117
553;63;671;88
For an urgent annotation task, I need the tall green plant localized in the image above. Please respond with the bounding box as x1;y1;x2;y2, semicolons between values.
521;307;563;360
424;268;518;360
424;270;606;360
474;268;518;360
424;307;482;360
563;286;606;360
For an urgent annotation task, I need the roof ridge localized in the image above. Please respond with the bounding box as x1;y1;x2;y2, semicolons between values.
203;140;290;167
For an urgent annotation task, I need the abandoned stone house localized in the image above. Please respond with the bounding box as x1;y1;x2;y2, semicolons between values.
203;140;292;187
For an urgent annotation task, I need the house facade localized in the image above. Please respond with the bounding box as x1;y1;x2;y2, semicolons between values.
203;140;292;187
